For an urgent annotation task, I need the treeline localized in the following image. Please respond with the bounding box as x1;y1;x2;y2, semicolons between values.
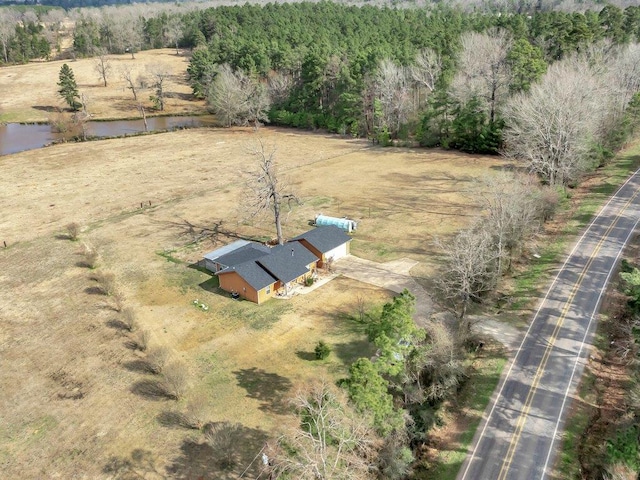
186;3;640;164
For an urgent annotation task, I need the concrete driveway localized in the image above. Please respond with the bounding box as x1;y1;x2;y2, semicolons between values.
334;255;433;326
334;255;521;347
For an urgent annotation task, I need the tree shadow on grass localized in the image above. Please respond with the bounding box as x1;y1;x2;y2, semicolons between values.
333;339;376;365
233;368;292;415
123;359;155;374
104;448;165;479
157;410;193;430
166;424;270;480
106;318;129;332
295;350;316;361
84;285;106;295
130;379;172;401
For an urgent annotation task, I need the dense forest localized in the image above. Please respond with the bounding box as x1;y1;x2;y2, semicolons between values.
182;3;640;166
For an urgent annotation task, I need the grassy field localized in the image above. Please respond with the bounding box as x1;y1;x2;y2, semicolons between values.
0;49;205;123
0;124;507;477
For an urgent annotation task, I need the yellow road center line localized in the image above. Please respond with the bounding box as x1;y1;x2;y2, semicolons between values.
496;191;639;479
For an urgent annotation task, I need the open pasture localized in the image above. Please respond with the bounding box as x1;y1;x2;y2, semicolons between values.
0;127;505;477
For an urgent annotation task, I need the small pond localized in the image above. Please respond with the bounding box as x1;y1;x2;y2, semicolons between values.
0;115;218;156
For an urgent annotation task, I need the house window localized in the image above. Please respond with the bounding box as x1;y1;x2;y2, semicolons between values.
266;286;271;294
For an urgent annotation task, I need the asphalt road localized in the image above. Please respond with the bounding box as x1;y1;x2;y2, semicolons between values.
458;169;640;480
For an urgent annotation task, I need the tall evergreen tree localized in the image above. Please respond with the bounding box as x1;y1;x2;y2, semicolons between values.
58;64;82;111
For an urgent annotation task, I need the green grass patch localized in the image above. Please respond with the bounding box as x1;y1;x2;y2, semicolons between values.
426;349;507;479
157;249;183;264
306;196;334;207
220;299;293;331
556;370;596;479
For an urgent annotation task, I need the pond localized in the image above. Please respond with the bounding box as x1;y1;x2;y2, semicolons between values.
0;115;218;156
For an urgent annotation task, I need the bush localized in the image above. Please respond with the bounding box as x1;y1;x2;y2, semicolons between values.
112;288;126;312
92;272;117;296
305;276;315;287
184;393;209;430
162;361;189;400
146;346;171;374
65;222;81;241
81;243;99;269
121;307;138;332
135;329;150;352
314;340;331;360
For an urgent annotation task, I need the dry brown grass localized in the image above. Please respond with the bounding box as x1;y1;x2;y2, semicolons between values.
0;126;505;478
0;49;205;123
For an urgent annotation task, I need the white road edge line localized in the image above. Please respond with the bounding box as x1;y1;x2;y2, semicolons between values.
459;167;640;480
541;213;640;479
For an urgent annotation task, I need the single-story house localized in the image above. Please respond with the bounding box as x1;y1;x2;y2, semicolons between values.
203;226;352;304
291;225;352;268
203;240;271;273
213;242;319;304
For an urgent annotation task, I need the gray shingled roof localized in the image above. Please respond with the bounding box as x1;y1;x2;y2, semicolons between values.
291;226;352;253
212;243;270;268
216;260;277;291
203;240;251;261
257;242;319;284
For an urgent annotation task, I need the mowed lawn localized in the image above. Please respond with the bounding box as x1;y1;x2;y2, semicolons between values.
0;127;506;478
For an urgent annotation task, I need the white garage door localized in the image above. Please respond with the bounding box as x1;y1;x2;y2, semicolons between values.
325;243;348;262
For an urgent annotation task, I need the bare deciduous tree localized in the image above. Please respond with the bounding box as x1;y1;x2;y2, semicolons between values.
121;65;138;100
451;28;513;123
111;10;143;59
475;172;545;274
411;48;442;107
268;70;294;106
374;58;414;137
502;59;605;186
165;16;182;55
207;63;271;128
419;321;466;401
245;140;299;245
435;227;500;327
0;10;18;64
148;64;170;111
204;422;243;469
269;381;378;480
95;51;112;87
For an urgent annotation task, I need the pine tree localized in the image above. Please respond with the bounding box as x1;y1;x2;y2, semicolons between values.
58;63;82;111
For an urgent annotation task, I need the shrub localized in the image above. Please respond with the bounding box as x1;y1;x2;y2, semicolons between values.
112;288;126;312
146;346;171;374
81;243;99;269
121;307;137;332
136;329;150;352
162;361;189;400
315;340;331;360
305;276;314;287
92;272;116;296
184;393;209;430
65;222;81;241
